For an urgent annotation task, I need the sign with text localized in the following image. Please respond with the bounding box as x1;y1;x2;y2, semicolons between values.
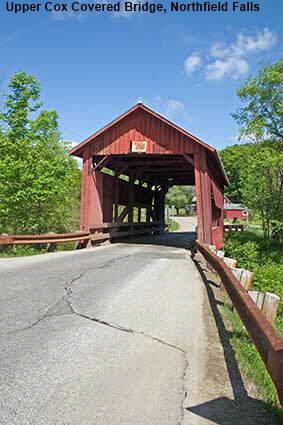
131;140;148;153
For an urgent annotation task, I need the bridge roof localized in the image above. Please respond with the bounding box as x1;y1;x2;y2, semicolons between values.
70;103;228;186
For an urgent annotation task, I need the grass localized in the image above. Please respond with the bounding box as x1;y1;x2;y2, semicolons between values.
1;218;181;257
168;218;180;231
0;242;76;258
222;228;283;417
223;303;283;423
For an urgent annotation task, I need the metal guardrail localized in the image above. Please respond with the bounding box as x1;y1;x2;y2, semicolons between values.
0;232;90;245
0;221;168;246
195;239;283;407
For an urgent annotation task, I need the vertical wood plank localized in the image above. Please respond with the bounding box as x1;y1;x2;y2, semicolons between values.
128;174;134;223
114;168;119;222
262;293;280;325
194;150;203;242
80;144;104;230
194;147;212;244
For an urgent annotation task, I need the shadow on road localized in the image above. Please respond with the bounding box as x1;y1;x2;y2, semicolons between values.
113;231;197;250
188;254;279;425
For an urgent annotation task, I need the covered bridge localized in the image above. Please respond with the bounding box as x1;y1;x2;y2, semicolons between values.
70;103;228;248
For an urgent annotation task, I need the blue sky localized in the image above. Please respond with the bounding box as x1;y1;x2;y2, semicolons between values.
0;0;282;151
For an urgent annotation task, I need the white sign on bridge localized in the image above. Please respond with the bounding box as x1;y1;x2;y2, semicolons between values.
131;140;147;153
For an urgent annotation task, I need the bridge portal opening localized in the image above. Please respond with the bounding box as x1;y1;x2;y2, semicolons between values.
70;103;228;248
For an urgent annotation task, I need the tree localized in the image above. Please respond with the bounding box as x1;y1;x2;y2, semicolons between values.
239;141;283;239
0;72;41;140
228;59;283;240
0;72;81;234
165;186;194;216
232;59;283;142
219;143;256;202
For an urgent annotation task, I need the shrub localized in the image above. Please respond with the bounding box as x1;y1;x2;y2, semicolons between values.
225;238;259;269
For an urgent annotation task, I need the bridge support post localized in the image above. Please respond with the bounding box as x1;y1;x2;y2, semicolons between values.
80;145;103;231
154;188;166;222
194;147;212;244
128;174;134;223
114;169;119;222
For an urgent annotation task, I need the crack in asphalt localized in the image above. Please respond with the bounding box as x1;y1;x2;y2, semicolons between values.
8;253;189;424
8;255;132;335
71;305;184;353
70;304;189;425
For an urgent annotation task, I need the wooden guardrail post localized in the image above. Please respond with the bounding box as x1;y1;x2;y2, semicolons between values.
248;291;280;326
230;267;253;290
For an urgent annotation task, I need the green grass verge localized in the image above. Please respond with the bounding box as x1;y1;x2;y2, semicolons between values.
168;218;180;232
0;242;76;258
223;302;283;423
223;229;283;419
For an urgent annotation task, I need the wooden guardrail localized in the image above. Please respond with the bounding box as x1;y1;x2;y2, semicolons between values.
224;224;246;232
90;221;167;241
195;239;283;407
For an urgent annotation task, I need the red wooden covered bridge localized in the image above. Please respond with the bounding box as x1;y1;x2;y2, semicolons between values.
70;103;228;248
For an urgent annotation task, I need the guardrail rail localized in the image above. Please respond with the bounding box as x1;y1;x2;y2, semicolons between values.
0;232;90;246
195;239;283;407
0;221;168;247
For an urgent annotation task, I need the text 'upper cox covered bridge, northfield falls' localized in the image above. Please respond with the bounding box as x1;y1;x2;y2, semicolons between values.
70;103;228;248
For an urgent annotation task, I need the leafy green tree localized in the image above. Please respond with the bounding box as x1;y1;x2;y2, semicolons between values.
228;59;283;240
0;72;81;234
233;59;283;142
219;143;256;202
239;141;283;239
0;72;41;139
165;186;194;216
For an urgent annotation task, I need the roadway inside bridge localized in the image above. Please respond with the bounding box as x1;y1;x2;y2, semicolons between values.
0;224;272;425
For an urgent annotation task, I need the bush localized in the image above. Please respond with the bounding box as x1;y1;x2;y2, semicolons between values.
223;230;283;413
225;237;259;269
224;231;283;333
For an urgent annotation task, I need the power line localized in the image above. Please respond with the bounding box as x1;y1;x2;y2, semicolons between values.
60;125;84;139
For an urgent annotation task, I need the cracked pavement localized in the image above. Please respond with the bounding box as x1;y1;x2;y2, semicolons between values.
1;230;270;425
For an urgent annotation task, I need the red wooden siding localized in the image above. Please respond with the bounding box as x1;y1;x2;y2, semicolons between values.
91;109;198;156
72;103;228;248
226;210;248;220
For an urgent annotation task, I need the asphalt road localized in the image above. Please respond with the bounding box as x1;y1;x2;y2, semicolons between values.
0;229;273;425
1;231;206;425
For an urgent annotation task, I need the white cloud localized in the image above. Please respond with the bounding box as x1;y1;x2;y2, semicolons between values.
205;28;276;80
210;42;231;59
51;1;87;21
140;96;189;121
164;98;189;120
206;57;249;80
166;99;184;112
153;95;162;102
183;28;276;82
52;9;77;21
237;28;276;54
210;28;276;59
113;0;143;18
184;52;201;75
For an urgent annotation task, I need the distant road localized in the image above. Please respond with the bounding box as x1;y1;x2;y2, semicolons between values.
171;215;197;232
0;231;271;424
